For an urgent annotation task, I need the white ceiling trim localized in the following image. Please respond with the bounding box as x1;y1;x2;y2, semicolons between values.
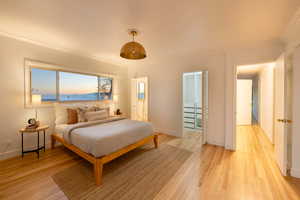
0;30;117;67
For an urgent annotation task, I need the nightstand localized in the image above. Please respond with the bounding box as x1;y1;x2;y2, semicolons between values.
19;125;49;159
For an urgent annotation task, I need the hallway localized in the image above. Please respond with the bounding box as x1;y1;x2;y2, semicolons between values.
200;125;300;200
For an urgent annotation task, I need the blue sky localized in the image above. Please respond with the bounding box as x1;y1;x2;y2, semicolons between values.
32;68;98;95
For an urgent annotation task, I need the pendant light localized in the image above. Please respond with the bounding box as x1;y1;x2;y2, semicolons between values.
120;29;146;60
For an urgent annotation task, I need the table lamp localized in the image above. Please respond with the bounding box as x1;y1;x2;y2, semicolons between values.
32;94;41;120
113;94;121;115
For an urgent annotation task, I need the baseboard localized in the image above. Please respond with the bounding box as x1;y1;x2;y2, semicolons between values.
291;168;300;178
0;149;21;160
206;140;224;147
153;127;180;137
0;142;52;160
225;144;235;151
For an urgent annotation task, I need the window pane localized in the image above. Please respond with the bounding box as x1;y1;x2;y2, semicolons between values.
60;72;98;101
31;68;57;101
99;77;113;100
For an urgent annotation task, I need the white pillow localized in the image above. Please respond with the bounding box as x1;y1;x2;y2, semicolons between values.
54;103;69;125
85;110;109;121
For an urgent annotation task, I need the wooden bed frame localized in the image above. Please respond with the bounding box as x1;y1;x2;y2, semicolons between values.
51;133;159;186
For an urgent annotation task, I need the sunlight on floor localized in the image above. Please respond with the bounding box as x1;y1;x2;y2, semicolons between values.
167;131;202;152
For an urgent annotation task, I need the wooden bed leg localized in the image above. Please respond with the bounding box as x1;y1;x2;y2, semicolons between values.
51;135;56;149
154;135;159;148
94;160;103;186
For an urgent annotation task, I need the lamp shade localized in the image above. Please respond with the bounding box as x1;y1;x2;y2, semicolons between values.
120;41;146;60
113;94;119;102
32;94;42;106
120;29;146;60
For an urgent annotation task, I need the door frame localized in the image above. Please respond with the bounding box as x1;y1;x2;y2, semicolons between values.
226;61;274;151
130;76;149;121
181;70;208;144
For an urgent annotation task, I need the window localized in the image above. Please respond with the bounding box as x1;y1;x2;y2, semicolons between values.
31;68;57;101
60;72;98;101
30;67;113;102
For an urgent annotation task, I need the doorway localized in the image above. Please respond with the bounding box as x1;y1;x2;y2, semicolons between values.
182;71;208;144
131;77;148;121
236;63;275;129
235;58;292;176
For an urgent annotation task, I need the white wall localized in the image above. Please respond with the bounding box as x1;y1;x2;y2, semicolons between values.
236;74;259;123
291;47;300;177
236;79;252;125
259;65;274;143
0;35;129;160
128;54;226;146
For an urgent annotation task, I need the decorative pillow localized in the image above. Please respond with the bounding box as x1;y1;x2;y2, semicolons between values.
85;110;109;121
54;103;87;124
67;108;78;124
77;107;88;122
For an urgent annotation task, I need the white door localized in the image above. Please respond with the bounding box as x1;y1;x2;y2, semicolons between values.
236;79;252;125
274;54;291;176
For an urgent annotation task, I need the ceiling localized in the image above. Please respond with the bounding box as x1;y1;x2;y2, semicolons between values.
1;0;300;67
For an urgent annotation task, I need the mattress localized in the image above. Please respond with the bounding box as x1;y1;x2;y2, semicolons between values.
55;118;154;157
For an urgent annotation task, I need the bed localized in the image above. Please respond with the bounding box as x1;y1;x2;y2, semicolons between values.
51;116;159;186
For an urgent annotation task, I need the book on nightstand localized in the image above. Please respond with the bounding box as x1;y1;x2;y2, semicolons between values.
25;124;39;130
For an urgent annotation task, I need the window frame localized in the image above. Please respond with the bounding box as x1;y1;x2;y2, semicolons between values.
25;59;114;107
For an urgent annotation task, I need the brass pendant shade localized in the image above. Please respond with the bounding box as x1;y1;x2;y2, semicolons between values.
120;30;146;60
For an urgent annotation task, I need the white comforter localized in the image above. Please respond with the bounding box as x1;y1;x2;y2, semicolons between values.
57;117;154;157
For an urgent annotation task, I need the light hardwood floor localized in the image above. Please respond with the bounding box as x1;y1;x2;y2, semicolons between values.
200;125;300;200
1;126;300;200
0;133;202;200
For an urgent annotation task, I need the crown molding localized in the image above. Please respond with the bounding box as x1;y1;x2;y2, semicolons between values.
0;30;72;52
0;30;125;68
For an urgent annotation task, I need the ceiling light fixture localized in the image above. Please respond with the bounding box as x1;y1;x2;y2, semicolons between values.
120;29;146;60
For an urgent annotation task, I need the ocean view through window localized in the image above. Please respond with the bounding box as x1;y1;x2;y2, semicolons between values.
31;68;57;101
31;67;113;102
60;72;98;101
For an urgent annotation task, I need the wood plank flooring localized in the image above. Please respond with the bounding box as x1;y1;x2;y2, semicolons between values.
200;125;300;200
0;133;202;200
1;126;300;199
